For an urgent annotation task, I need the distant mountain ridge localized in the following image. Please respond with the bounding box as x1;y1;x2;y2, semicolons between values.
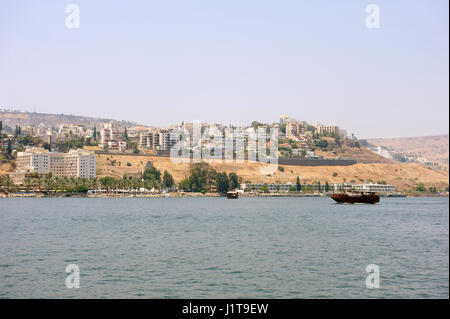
367;134;449;165
0;110;138;128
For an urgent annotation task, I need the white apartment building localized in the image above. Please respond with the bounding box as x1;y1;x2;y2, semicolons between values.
286;120;307;140
158;130;177;151
315;124;346;137
338;183;396;194
139;130;159;149
58;124;84;137
99;122;127;150
65;149;96;178
139;129;177;151
241;182;330;193
241;182;296;193
12;147;96;183
241;182;395;194
16;149;50;173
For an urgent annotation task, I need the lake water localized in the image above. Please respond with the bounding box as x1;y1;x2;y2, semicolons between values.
0;197;448;298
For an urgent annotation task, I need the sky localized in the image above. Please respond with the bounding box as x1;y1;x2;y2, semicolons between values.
0;0;448;138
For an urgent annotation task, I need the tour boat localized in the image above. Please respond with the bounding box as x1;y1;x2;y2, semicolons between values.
227;191;239;199
331;192;379;204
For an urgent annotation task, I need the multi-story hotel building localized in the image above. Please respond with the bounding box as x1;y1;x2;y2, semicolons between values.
11;147;96;184
315;124;347;138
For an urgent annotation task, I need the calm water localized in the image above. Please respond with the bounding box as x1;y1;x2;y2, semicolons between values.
0;197;448;298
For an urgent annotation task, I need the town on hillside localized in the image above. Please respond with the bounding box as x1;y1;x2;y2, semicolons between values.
0;110;448;197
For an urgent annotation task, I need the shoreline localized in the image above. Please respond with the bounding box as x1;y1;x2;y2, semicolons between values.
1;192;448;198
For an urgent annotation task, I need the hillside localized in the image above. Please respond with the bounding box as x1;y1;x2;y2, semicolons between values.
96;154;449;192
0;110;136;130
314;137;393;163
367;135;449;165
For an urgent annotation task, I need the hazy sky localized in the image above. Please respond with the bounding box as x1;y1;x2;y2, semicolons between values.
0;0;448;138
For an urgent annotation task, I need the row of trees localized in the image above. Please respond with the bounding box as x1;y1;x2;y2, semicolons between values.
142;165;174;188
0;161;177;192
0;172;174;193
0;164;240;194
414;183;447;194
259;176;331;193
178;162;242;194
295;176;330;192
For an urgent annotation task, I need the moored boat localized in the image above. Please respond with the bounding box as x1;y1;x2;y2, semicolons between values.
331;192;379;204
227;191;239;199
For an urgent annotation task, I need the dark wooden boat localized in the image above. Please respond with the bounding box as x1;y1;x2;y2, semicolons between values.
227;191;239;199
331;192;379;204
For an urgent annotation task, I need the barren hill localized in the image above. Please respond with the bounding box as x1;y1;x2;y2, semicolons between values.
96;154;449;192
367;135;449;165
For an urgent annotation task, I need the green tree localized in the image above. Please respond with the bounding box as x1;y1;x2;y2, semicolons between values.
216;172;230;194
179;177;191;191
335;137;341;147
315;139;328;150
143;166;161;182
325;181;330;192
296;176;301;192
73;185;89;193
228;172;240;190
189;163;217;192
415;183;426;192
307;125;316;133
7;139;12;155
100;176;116;190
260;184;269;193
190;167;207;192
162;170;174;188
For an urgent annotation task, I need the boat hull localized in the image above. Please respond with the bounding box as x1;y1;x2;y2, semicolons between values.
331;193;379;204
227;192;239;199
